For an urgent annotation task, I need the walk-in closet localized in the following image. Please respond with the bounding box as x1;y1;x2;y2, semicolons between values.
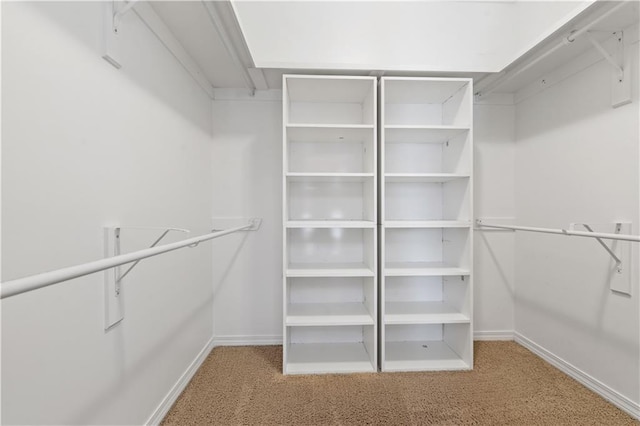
2;1;639;424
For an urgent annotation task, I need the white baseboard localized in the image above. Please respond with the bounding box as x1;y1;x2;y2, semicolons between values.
213;335;283;346
474;330;514;341
146;337;214;425
515;332;640;420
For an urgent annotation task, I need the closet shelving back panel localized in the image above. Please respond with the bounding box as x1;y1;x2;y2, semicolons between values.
380;77;473;372
283;75;378;375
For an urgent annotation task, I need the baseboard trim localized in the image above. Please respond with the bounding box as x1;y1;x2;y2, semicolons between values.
515;332;640;420
474;330;514;341
146;337;214;425
213;335;283;346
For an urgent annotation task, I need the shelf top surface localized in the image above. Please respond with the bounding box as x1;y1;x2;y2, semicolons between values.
384;126;469;144
384;174;470;183
287;263;375;277
287;220;376;228
383;221;471;228
286;173;375;182
384;262;470;276
384;301;470;324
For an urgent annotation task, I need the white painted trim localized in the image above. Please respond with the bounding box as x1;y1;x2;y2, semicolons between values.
213;335;282;346
474;330;514;341
133;2;215;99
515;332;640;420
146;337;214;425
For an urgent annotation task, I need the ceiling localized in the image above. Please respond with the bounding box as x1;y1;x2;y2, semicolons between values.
149;0;639;95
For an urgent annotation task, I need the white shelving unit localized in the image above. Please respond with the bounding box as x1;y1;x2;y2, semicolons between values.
283;75;377;375
380;77;473;372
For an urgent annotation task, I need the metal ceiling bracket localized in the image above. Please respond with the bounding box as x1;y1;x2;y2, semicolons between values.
116;227;189;282
586;31;631;108
113;0;140;34
581;224;622;274
572;222;632;296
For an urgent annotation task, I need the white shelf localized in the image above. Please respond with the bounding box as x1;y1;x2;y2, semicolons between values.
384;262;470;277
287;123;374;130
385;126;469;144
286;220;375;228
384;173;469;183
286;173;374;182
287;263;375;278
384;221;470;228
385;302;470;324
384;340;470;372
287;303;374;326
284;75;377;375
286;342;376;375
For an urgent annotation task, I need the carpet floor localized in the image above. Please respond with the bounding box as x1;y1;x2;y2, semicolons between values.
162;341;637;425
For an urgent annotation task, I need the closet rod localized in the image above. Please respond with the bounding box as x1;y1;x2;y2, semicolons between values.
0;224;252;300
475;221;640;243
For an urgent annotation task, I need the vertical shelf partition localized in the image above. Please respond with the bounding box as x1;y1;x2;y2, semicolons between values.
283;75;378;374
380;77;474;372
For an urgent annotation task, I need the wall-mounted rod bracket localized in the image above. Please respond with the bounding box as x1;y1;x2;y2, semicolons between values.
580;223;622;273
104;226;187;330
116;227;189;283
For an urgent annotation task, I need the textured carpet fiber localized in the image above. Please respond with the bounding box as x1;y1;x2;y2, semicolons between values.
162;342;637;425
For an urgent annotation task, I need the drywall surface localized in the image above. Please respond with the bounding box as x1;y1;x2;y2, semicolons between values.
233;1;591;73
473;100;516;336
210;97;283;344
514;40;640;407
2;2;213;424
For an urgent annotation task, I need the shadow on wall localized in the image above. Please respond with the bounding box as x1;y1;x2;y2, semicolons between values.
211;231;250;302
68;294;214;424
18;1;211;135
477;232;515;299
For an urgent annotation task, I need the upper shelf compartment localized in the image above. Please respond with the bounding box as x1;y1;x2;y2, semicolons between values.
383;78;472;127
285;75;377;126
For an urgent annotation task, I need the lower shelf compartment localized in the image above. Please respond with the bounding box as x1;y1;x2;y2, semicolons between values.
286;342;376;375
384;340;470;372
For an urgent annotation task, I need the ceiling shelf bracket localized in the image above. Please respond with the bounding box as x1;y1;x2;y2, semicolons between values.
113;0;140;34
585;31;630;108
580;223;623;274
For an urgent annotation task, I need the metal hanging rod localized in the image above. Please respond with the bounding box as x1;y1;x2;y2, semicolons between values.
0;223;253;300
475;220;639;243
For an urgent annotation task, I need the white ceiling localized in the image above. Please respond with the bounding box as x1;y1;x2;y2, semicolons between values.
148;0;638;94
232;1;598;73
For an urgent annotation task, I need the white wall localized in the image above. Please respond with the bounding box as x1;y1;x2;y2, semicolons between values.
2;2;213;424
210;95;283;344
473;97;516;337
514;36;640;409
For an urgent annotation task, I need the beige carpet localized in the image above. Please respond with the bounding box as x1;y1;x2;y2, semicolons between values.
162;342;637;425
